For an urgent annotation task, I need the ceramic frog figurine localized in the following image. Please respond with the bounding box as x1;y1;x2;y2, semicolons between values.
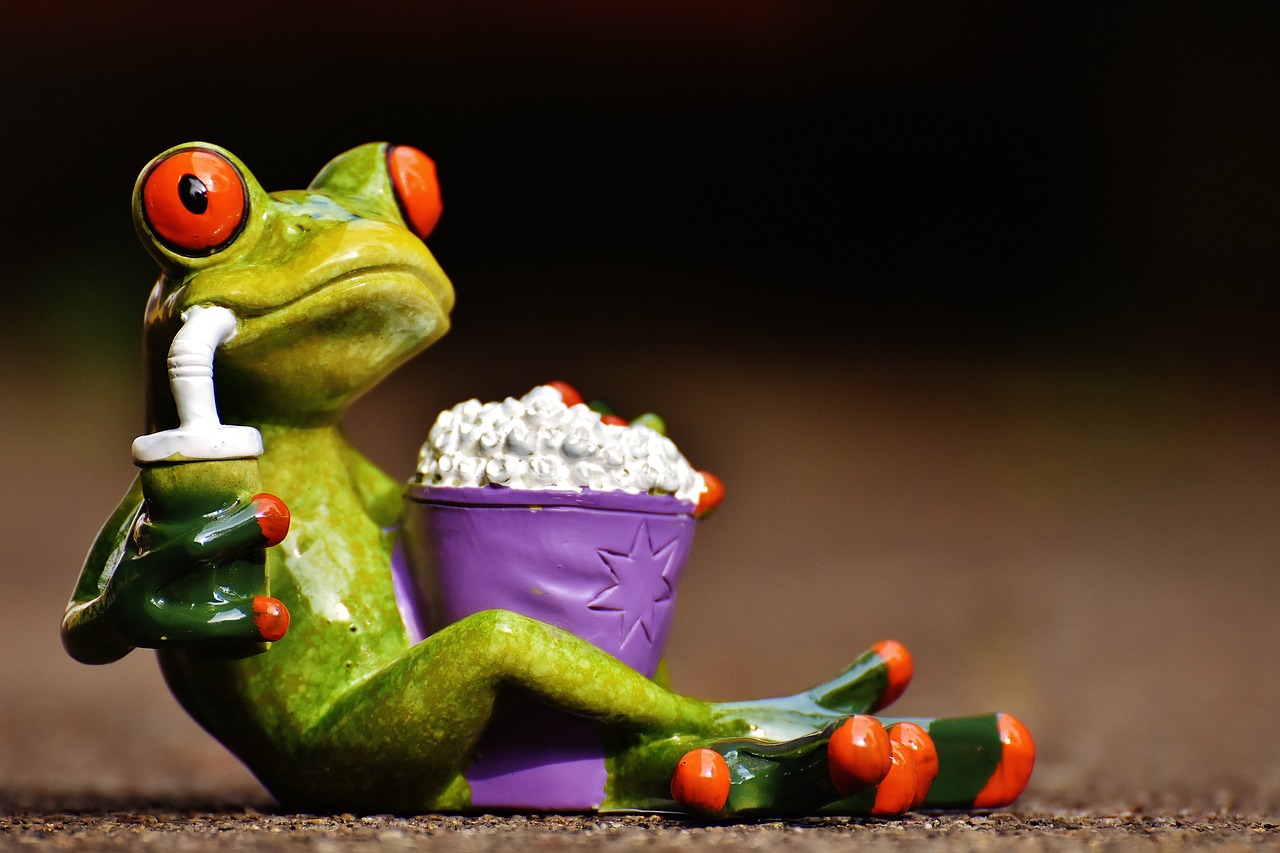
62;142;1035;817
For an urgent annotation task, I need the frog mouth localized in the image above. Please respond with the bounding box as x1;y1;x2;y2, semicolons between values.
205;260;453;352
235;261;451;320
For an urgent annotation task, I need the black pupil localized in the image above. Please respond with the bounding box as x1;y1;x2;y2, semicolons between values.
178;174;209;215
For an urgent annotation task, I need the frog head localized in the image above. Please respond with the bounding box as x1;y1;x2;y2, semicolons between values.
133;142;455;430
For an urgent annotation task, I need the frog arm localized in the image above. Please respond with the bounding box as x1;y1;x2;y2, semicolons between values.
338;440;403;529
62;477;144;664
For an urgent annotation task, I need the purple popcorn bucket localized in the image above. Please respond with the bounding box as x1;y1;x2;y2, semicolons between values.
396;484;698;811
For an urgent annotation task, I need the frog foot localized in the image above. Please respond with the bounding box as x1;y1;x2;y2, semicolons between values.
671;714;933;819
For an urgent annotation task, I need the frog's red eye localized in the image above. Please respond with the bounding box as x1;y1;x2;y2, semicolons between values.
141;149;247;254
388;145;443;239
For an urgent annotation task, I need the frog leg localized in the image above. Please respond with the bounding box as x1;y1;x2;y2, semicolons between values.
284;628;912;814
270;609;730;813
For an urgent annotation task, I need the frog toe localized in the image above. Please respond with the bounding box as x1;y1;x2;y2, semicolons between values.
801;639;915;717
670;747;731;817
869;741;919;816
867;639;913;712
827;715;893;796
888;721;939;809
972;713;1036;809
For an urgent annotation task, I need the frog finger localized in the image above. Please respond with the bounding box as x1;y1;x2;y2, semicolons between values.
178;596;290;665
183;493;291;562
972;713;1036;809
120;587;288;650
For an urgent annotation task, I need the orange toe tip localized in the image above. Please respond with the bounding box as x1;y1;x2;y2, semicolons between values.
973;713;1036;809
889;721;939;809
869;639;913;712
871;741;919;816
252;596;290;642
671;748;731;814
828;715;892;796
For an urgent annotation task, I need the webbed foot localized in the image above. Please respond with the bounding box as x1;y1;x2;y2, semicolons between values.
678;638;1033;818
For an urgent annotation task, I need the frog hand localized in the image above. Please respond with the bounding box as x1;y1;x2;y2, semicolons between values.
105;493;291;652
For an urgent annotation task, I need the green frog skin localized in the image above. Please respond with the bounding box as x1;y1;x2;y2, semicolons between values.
62;142;1034;817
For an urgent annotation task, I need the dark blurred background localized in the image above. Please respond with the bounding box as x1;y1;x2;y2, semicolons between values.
3;0;1280;817
6;0;1279;364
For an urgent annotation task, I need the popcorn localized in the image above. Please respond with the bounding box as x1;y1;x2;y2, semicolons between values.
415;385;705;504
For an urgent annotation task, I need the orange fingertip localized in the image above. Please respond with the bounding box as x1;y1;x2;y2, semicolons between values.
252;596;290;642
827;715;892;796
871;741;919;816
973;713;1036;809
252;493;291;547
869;639;913;712
889;721;938;809
671;748;730;815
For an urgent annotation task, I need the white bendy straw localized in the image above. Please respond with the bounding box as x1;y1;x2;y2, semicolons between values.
131;305;263;464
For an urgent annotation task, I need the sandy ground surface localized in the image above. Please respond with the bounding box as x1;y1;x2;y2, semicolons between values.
4;340;1279;849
